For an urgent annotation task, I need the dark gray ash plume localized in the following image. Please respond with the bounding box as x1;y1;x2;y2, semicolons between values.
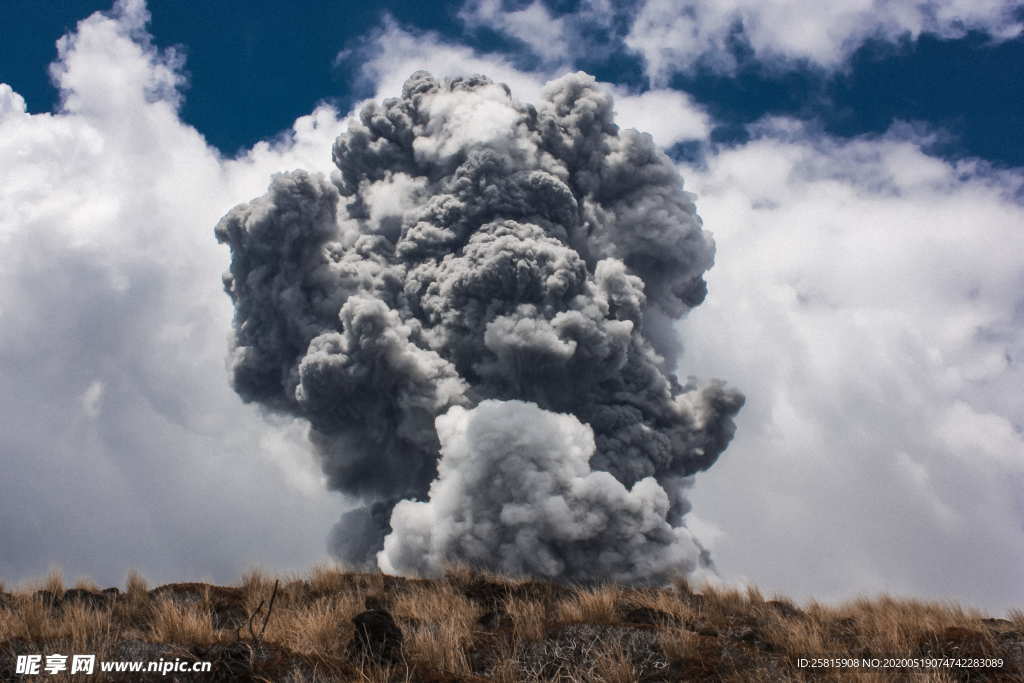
215;70;743;582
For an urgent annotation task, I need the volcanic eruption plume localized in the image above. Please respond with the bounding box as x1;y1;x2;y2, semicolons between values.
215;71;743;583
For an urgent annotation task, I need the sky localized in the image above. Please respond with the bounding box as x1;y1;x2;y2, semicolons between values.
0;0;1021;612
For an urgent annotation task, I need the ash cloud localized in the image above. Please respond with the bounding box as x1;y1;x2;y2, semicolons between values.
215;70;743;580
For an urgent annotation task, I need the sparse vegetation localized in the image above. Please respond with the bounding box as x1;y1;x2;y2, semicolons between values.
0;566;1020;681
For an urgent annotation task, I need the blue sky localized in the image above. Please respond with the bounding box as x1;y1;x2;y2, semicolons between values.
5;1;1022;162
1;0;1022;611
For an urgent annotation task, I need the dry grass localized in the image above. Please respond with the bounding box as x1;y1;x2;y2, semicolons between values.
391;582;480;674
697;581;752;619
657;625;700;660
147;597;219;645
239;566;277;613
124;569;148;599
590;639;640;683
7;593;61;643
765;612;828;655
506;598;547;641
43;568;66;597
557;583;622;623
1;567;1019;682
826;594;994;655
271;593;363;655
624;586;696;624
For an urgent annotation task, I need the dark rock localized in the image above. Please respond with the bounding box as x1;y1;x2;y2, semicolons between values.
364;594;387;611
689;619;719;637
32;590;62;610
766;600;804;619
507;580;575;605
62;588;110;610
103;587;121;597
732;625;774;652
212;602;249;631
477;609;514;631
736;627;758;642
347;609;404;664
151;582;243;605
459;578;511;610
458;577;574;610
620;604;680;626
197;641;256;682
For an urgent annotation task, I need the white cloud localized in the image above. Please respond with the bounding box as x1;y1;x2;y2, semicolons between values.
458;0;622;66
348;17;549;106
0;0;348;586
677;124;1024;611
459;0;571;62
612;87;710;145
348;18;712;148
455;0;1022;82
625;0;1023;81
0;83;27;118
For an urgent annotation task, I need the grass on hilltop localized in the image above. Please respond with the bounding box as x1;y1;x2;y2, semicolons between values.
1;566;1021;681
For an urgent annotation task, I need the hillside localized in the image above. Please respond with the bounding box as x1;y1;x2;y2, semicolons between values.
1;567;1020;681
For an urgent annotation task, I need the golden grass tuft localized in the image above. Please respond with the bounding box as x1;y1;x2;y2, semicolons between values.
506;597;548;641
765;612;828;655
696;581;750;617
43;568;66;597
9;593;61;642
147;597;218;645
621;585;696;624
124;569;148;597
657;625;701;661
591;639;640;683
269;592;363;655
239;566;278;615
557;583;622;624
391;582;481;674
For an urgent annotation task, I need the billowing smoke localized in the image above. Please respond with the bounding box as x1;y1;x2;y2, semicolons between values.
214;71;743;582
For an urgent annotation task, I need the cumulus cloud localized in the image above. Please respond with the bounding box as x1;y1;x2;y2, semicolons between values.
677;122;1024;611
0;0;350;586
625;0;1024;80
456;0;1022;82
345;17;712;149
459;0;572;63
610;87;710;147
